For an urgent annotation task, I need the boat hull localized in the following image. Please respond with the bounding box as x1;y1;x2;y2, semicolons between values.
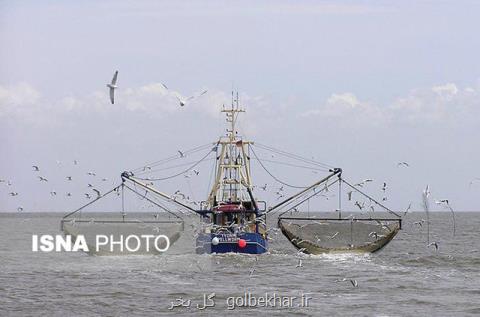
196;232;268;254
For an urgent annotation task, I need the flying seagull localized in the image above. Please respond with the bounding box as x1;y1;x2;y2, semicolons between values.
38;176;48;182
404;202;412;216
161;83;207;107
427;241;439;251
295;259;303;268
32;165;40;171
107;70;118;104
397;162;410;167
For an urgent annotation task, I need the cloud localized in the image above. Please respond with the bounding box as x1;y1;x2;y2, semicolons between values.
0;83;41;120
302;82;480;126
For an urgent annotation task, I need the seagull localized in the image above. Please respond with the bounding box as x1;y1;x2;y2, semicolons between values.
328;232;339;239
260;184;268;191
87;183;93;188
397;162;410;167
101;178;108;182
38;176;48;182
92;188;101;198
295;259;303;268
350;279;359;287
178;150;185;158
193;170;200;176
17;206;23;212
413;219;425;227
50;191;57;196
369;231;379;239
143;166;152;171
382;182;387;192
354;201;365;211
73;160;79;165
162;84;208;107
427;241;439;251
435;199;449;205
423;185;430;198
66;192;72;197
355;179;373;187
9;192;19;196
32;165;40;171
66;176;73;181
469;178;480;187
84;193;91;199
347;191;353;201
87;172;96;176
107;70;118;104
404;203;412;216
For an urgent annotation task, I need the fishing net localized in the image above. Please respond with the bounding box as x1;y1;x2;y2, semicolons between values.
60;183;186;255
278;216;400;254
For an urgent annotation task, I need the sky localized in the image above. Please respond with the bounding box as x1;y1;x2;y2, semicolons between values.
1;0;479;213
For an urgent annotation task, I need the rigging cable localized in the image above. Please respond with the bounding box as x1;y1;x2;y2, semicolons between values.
130;142;214;173
254;143;335;169
250;145;310;189
134;148;215;181
341;178;401;218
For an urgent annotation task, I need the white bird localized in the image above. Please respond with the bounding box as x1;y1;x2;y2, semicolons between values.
87;172;96;176
355;179;373;187
66;176;73;181
295;259;303;268
404;203;412;216
328;232;339;239
87;183;93;188
397;162;409;167
260;184;267;191
427;241;439;251
84;193;91;199
178;150;185;158
92;188;101;198
107;70;118;104
66;192;72;197
347;191;353;201
354;201;365;211
32;165;40;171
9;192;19;196
38;176;48;182
17;206;23;212
424;185;430;198
413;219;425;227
162;84;208;107
50;191;57;196
350;279;359;287
382;182;387;192
469;177;480;187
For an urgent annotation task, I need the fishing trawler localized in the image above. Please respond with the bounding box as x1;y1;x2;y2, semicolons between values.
62;91;402;255
194;97;268;254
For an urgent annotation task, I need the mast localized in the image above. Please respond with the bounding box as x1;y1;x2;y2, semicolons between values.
207;92;253;207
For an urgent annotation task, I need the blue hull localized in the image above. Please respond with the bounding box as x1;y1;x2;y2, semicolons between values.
196;232;268;254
